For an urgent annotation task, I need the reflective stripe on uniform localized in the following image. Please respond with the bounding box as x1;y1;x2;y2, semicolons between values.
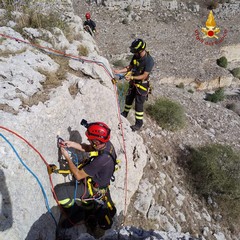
105;215;111;225
135;111;144;120
87;178;93;196
133;59;139;66
59;198;75;208
135;84;147;91
89;151;98;157
124;104;132;112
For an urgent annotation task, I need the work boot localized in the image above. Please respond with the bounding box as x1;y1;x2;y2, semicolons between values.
121;111;128;118
130;119;143;132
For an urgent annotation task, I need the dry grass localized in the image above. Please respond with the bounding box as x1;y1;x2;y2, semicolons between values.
20;92;50;108
68;84;79;98
38;70;63;89
3;54;84;112
64;28;83;43
19;59;68;108
0;104;18;115
0;48;28;58
77;45;89;56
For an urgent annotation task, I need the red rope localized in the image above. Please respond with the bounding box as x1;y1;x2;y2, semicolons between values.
0;126;59;204
0;33;113;79
0;125;82;226
112;82;129;220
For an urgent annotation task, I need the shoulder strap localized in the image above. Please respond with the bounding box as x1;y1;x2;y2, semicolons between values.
99;146;117;182
100;150;116;165
83;146;117;182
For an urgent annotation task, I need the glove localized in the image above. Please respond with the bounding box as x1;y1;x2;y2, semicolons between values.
47;164;58;174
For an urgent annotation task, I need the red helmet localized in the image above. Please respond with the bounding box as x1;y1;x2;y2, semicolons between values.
85;122;111;143
85;12;91;19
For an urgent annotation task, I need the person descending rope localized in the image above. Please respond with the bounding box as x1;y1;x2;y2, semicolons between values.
52;119;117;237
83;12;97;36
114;39;155;131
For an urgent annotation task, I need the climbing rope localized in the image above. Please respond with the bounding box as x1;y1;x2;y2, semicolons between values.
0;130;58;226
0;32;129;220
0;126;85;228
0;33;113;79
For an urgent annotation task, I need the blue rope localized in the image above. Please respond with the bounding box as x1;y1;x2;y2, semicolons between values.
71;152;79;203
0;133;58;226
65;149;79;205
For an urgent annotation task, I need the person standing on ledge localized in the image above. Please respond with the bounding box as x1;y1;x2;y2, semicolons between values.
83;12;97;36
114;38;154;131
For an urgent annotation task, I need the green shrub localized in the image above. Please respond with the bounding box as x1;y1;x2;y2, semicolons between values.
231;67;240;79
122;18;129;25
176;82;184;89
189;144;240;196
78;45;88;56
188;89;194;94
206;0;219;9
26;11;66;30
205;88;225;103
188;144;240;223
2;1;66;30
124;5;132;12
226;103;236;111
117;81;129;111
146;98;186;131
217;56;228;68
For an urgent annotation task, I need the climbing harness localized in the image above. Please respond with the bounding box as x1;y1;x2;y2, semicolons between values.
50;135;120;206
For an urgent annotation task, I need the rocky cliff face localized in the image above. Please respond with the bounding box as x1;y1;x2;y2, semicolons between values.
0;0;240;240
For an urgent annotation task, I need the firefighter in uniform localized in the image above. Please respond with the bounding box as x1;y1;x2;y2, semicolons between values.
53;121;117;232
83;12;97;36
114;39;154;131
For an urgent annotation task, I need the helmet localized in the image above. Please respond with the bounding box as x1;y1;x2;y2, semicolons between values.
85;12;91;19
130;39;146;53
85;122;111;143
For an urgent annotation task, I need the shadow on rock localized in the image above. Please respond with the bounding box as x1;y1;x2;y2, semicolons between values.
25;206;59;240
0;169;13;231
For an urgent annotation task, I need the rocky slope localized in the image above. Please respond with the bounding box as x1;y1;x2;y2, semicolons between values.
75;0;240;88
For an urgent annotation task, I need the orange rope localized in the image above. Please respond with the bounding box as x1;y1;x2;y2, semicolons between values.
0;126;82;227
0;126;59;202
112;81;128;221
